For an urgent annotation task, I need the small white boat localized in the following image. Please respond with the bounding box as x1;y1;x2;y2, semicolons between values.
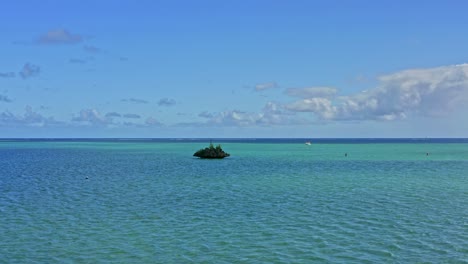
305;141;311;145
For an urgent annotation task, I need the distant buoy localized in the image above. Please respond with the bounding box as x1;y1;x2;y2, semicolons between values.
426;152;429;156
345;153;348;157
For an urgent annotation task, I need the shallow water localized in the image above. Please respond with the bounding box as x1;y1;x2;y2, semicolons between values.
1;141;467;263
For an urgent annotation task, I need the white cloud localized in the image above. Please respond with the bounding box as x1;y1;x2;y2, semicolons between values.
121;98;149;104
0;106;59;127
37;29;83;45
195;110;262;126
19;63;40;79
145;117;161;127
72;109;110;126
105;112;121;118
285;87;337;98
0;72;15;78
123;113;141;119
121;117;162;127
255;82;278;91
83;45;101;53
0;94;12;103
198;111;215;118
196;102;302;127
71;109;162;128
158;98;176;106
210;110;262;126
69;58;87;64
286;98;337;119
286;63;468;121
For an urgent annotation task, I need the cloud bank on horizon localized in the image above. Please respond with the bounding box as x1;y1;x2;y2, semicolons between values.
1;1;468;137
2;63;468;131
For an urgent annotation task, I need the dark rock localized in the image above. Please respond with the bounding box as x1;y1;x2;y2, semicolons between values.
193;143;230;159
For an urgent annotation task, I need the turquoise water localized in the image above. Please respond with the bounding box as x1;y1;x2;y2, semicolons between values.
1;141;467;263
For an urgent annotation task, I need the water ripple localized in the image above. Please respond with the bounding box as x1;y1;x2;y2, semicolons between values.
0;143;467;263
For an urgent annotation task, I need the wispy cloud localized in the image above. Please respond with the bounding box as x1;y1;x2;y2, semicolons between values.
19;63;40;79
37;29;83;45
255;82;278;91
105;112;121;118
70;109;164;128
119;117;162;128
285;63;468;121
123;113;141;119
0;72;15;78
285;87;337;98
69;58;87;64
83;45;101;53
198;111;215;118
197;102;301;127
0;95;12;103
121;98;149;104
158;98;176;106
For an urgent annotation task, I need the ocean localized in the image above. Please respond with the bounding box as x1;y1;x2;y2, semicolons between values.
1;139;467;263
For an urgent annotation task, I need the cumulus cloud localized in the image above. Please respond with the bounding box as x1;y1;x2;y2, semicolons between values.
255;82;278;91
145;117;161;126
19;63;40;79
257;102;301;125
0;106;59;127
285;87;337;98
37;29;83;45
286;64;468;121
22;106;48;124
286;97;337;120
0;95;12;103
121;98;149;104
158;98;176;106
0;72;15;78
72;109;110;126
123;113;141;119
206;110;262;126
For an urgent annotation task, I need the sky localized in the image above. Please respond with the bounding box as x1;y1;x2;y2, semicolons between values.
1;0;468;138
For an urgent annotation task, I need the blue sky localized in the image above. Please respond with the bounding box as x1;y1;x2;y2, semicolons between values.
1;0;468;137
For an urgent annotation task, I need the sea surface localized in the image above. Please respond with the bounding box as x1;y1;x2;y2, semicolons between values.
1;139;467;263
